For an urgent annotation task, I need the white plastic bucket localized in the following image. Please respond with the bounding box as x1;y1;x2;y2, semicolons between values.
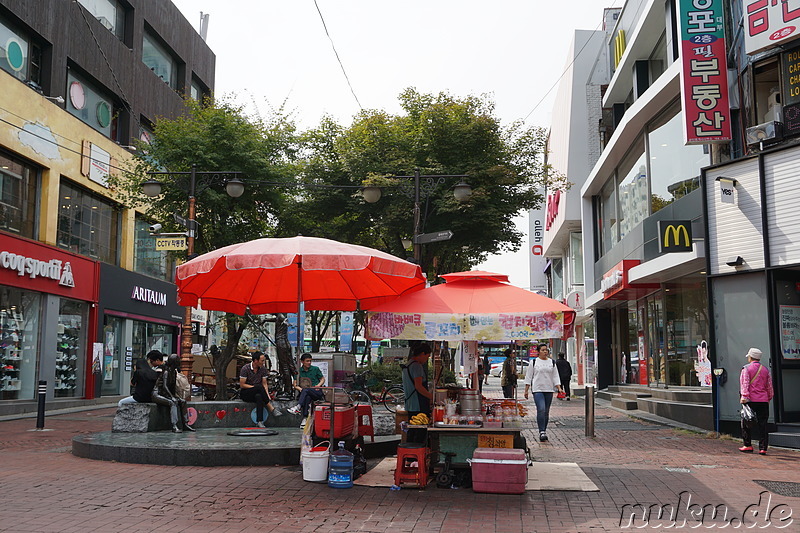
302;449;330;482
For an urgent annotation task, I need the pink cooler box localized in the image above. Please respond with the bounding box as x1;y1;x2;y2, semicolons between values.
470;448;527;494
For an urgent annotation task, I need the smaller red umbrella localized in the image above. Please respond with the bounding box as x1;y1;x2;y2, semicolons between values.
366;270;575;341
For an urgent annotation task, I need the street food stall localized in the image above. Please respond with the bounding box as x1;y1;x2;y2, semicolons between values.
367;270;575;489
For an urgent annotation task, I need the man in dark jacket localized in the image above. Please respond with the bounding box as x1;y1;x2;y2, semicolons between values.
555;352;572;400
118;350;164;406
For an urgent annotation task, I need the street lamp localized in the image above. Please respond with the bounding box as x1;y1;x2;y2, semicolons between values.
142;164;245;376
362;169;471;263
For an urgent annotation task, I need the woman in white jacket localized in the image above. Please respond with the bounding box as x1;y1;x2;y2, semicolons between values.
523;344;563;442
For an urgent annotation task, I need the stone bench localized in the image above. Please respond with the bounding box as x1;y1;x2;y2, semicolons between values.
112;398;398;434
112;399;302;433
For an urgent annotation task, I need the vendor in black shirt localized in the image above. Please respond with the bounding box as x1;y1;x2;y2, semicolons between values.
118;350;164;406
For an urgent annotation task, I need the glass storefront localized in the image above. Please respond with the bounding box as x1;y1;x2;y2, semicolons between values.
102;315;124;396
0;287;40;400
132;319;176;361
55;298;87;398
664;279;709;386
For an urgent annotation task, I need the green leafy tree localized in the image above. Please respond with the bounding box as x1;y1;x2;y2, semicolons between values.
109;98;298;398
286;88;565;280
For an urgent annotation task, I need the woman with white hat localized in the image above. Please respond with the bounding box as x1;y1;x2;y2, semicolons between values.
739;348;774;455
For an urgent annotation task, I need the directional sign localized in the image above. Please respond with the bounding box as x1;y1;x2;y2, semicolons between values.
415;230;453;244
155;236;187;251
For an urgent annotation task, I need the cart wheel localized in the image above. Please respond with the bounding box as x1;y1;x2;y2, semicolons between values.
349;390;371;405
383;386;405;413
436;471;453;488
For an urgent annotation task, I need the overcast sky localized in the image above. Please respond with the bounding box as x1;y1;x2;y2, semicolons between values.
171;0;614;287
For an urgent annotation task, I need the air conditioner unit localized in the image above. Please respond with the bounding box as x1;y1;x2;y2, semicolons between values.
746;121;783;145
96;16;114;31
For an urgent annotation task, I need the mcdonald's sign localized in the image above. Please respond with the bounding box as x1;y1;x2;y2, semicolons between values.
657;220;693;253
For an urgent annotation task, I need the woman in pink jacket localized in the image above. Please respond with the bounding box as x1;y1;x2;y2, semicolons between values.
739;348;774;455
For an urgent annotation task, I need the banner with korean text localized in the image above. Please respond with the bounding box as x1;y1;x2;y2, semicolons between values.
366;311;567;341
678;0;732;144
744;0;800;55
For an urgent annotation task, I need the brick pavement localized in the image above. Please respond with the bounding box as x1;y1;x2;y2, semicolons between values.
1;383;799;532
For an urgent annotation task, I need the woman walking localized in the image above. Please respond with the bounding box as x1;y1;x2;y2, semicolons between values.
523;344;563;442
739;348;773;455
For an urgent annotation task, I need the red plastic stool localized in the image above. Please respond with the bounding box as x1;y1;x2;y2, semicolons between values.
356;404;374;442
394;443;429;488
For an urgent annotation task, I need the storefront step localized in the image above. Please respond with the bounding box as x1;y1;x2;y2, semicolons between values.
620;391;652;400
607;385;710;404
771;432;800;450
636;397;713;430
611;398;639;410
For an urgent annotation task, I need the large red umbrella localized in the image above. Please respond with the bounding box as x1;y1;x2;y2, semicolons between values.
175;236;425;315
366;270;575;341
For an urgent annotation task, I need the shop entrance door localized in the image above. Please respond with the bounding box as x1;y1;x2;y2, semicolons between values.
102;316;124;396
773;274;800;422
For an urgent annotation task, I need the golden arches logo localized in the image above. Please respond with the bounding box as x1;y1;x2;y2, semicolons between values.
663;224;690;248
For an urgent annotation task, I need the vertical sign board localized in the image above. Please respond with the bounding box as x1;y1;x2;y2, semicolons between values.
744;0;800;56
287;303;305;349
678;0;732;145
780;305;800;359
339;311;354;352
528;204;547;294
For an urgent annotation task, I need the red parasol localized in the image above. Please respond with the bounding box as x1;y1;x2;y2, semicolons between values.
175;236;425;315
366;270;575;341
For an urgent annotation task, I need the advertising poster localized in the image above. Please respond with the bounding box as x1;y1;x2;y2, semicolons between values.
780;305;800;359
339;311;354;352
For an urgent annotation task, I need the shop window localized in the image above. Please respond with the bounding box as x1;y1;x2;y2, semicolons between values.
0;288;40;400
56;180;120;264
77;0;125;41
66;69;121;139
551;258;564;301
597;177;618;256
102;316;125;396
132;320;176;360
0;150;39;239
0;16;29;82
616;138;647;240
648;32;668;84
55;298;87;398
143;30;178;89
569;232;583;285
648;102;708;212
133;217;175;281
664;279;709;387
752;59;781;125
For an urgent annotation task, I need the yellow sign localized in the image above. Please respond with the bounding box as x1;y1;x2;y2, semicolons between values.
614;30;626;68
477;433;513;449
658;220;693;253
155;236;187;251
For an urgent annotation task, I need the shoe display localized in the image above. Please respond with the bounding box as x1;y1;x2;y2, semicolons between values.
287;405;301;415
739;446;753;453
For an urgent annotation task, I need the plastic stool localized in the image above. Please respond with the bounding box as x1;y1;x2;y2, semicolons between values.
394;443;429;488
356;404;374;442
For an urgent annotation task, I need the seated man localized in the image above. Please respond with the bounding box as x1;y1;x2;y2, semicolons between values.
287;353;325;427
118;350;164;406
239;351;283;428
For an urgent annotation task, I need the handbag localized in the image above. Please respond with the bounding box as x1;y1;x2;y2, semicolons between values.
740;404;757;428
557;391;567;399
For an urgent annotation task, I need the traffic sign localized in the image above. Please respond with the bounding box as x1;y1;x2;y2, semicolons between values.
415;230;453;244
155;236;187;251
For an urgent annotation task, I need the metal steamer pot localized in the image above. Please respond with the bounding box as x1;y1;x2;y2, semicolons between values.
459;389;482;414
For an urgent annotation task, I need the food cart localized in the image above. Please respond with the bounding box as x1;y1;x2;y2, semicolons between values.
366;270;575;489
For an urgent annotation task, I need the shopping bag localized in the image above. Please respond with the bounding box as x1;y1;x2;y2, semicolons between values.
740;404;757;427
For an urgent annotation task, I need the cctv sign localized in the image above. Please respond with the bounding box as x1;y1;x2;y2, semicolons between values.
155;236;187;251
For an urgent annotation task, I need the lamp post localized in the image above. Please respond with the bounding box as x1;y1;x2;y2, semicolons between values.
361;169;471;263
141;164;244;376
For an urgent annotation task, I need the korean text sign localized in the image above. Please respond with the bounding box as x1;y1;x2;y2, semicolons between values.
744;0;800;55
678;0;732;144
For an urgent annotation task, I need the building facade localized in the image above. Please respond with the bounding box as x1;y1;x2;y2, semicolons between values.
0;0;214;412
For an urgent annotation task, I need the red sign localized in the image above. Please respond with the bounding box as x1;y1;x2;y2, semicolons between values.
678;0;732;144
545;190;562;231
601;260;658;300
0;233;99;302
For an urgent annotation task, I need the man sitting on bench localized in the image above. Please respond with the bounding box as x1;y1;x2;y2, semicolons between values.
287;353;325;427
239;351;283;427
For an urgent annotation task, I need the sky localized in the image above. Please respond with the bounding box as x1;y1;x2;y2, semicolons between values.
171;0;614;288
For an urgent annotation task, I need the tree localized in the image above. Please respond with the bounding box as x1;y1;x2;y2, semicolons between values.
286;88;565;280
109;98;298;398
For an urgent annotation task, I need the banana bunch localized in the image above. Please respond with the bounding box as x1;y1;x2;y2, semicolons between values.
410;413;430;425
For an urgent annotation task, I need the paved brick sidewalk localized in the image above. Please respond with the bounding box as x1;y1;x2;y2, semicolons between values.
1;385;799;532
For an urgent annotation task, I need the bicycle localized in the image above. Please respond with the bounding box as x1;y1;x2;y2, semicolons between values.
342;369;405;413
